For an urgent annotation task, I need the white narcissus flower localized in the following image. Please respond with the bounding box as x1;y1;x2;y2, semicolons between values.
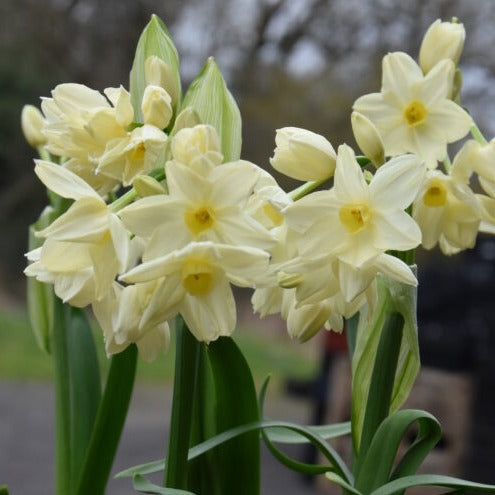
41;83;134;194
119;160;275;257
121;242;270;343
24;161;129;306
451;139;495;198
92;281;170;362
413;169;480;254
270;127;336;181
353;52;472;168
419;19;465;74
280;252;416;309
284;144;424;267
97;124;168;186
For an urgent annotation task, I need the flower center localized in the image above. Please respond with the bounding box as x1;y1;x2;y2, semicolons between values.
423;179;447;206
181;258;215;295
263;203;284;227
404;100;428;126
184;206;215;237
130;142;146;161
339;204;371;233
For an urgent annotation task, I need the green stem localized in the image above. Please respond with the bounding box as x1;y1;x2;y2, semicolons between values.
52;297;71;495
442;154;452;174
76;345;137;495
164;316;201;489
108;168;166;212
470;123;488;145
108;188;138;213
289;178;329;201
354;311;404;473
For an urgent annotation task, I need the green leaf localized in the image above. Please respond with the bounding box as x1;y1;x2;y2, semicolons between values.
130;14;181;121
76;345;137;495
354;409;441;493
26;207;55;353
134;474;196;495
265;422;351;444
182;57;242;162
116;419;351;480
368;474;495;495
326;473;362;495
66;307;102;490
351;273;419;454
198;336;260;495
259;377;352;482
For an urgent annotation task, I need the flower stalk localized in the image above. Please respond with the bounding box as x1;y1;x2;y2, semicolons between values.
164;316;201;489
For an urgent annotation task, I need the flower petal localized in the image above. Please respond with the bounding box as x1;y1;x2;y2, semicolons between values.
34;160;100;200
370;154;425;210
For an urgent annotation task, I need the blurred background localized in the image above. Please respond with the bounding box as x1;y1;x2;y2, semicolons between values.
2;0;495;493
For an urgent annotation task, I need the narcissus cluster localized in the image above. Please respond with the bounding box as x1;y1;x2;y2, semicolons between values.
23;17;495;362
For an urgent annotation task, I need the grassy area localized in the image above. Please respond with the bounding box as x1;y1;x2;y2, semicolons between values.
0;309;318;389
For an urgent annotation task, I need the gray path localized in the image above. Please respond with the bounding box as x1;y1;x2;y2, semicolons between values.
0;381;324;495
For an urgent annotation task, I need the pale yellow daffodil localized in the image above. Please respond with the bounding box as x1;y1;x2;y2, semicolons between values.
121;241;270;343
353;52;472;168
41;83;133;194
97;124;168;186
119;160;275;258
92;281;170;362
24;161;129;306
413;169;480;254
284;144;424;267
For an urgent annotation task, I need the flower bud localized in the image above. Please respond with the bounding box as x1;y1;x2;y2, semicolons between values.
21;105;46;148
145;55;180;110
141;85;173;129
171;124;223;169
133;174;167;197
270;127;336;181
351;111;385;166
419;19;465;74
171;107;202;135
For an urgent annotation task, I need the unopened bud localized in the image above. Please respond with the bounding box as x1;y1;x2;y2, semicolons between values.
351;111;385;167
141;85;173;129
133;174;167;197
21;105;45;148
145;56;180;110
270;127;336;181
172;107;202;135
171;124;223;169
419;19;465;74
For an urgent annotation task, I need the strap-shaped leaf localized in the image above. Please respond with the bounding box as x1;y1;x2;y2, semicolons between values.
133;474;196;495
115;419;352;479
354;409;441;493
259;377;353;483
181;57;242;162
368;474;495;495
196;336;260;495
76;345;137;495
265;422;350;444
66;307;102;490
130;15;181;121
